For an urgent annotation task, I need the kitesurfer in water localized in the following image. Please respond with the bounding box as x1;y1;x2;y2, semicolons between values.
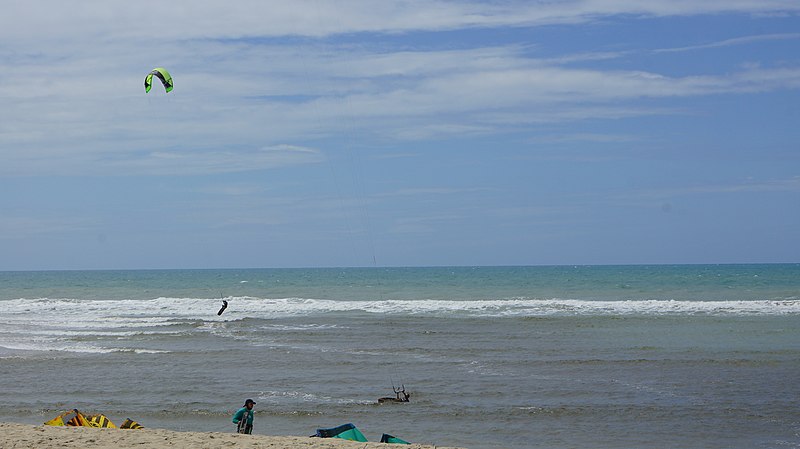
217;300;228;315
232;398;255;434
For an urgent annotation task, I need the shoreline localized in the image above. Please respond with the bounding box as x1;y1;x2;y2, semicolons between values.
0;422;466;449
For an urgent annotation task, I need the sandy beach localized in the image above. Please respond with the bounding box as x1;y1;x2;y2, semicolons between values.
0;423;466;449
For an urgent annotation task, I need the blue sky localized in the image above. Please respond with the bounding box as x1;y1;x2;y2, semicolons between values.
1;1;799;270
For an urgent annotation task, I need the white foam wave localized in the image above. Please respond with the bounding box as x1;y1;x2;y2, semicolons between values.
258;390;372;406
237;297;798;317
0;338;117;354
1;296;798;324
1;296;796;354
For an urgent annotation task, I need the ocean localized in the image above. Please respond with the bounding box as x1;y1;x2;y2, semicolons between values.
0;265;798;448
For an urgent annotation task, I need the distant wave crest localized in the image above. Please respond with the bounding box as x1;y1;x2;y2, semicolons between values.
2;296;798;321
1;297;797;354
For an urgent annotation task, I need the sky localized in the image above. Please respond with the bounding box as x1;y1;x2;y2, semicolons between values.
1;1;799;270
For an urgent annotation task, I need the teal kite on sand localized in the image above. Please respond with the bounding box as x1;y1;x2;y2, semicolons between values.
381;433;411;444
144;68;173;93
314;423;368;442
313;424;410;444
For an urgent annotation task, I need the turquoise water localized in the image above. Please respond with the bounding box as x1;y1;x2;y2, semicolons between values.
0;265;798;448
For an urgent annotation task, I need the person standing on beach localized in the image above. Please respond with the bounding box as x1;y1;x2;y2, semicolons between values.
232;399;255;434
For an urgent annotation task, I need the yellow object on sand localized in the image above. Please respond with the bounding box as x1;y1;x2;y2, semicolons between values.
44;409;91;427
120;418;144;429
86;414;116;428
44;409;141;429
43;411;69;427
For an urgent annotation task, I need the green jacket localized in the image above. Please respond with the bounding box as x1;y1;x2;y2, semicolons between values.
232;407;253;426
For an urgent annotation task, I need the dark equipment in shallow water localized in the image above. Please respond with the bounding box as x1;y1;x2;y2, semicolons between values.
217;300;228;316
378;384;410;403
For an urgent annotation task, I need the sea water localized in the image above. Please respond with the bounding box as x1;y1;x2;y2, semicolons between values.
0;265;798;449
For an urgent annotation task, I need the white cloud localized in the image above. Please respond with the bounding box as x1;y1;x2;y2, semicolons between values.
2;37;799;176
654;32;800;53
0;216;99;238
103;144;325;176
616;177;800;201
2;1;798;44
1;2;799;178
384;187;494;197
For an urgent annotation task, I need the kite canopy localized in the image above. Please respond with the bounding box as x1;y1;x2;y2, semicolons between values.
314;423;368;442
144;67;173;93
380;433;411;444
